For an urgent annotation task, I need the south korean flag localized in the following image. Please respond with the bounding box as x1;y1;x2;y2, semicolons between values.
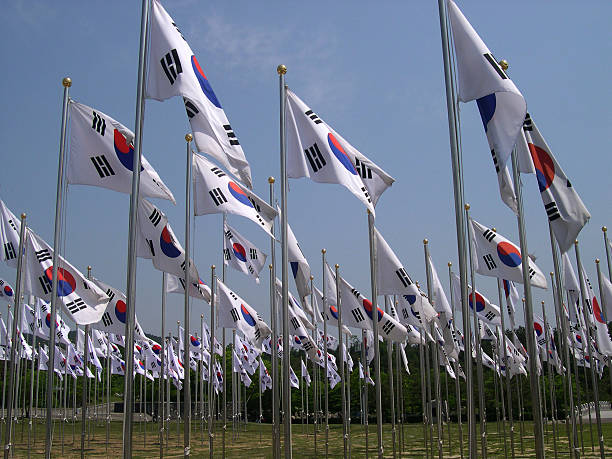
469;218;547;289
165;273;212;304
136;199;199;282
22;230;109;325
67;101;175;203
216;279;270;351
91;278;147;340
0;199;21;269
451;271;501;326
223;221;266;283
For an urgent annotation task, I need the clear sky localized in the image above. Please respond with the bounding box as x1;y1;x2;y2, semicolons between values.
0;1;610;340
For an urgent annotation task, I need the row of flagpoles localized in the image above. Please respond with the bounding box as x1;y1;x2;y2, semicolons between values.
0;1;611;459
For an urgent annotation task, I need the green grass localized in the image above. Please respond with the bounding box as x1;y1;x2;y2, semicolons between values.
7;417;612;457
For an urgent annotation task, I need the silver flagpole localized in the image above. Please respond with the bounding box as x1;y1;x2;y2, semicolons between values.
81;324;90;459
45;76;71;459
383;296;396;459
27;308;38;454
208;266;216;459
601;227;612;400
496;278;515;459
232;330;236;440
309;276;317;454
123;0;150;456
183;133;193;457
3;213;26;459
1;311;6;427
277;63;292;459
361;330;369;458
144;354;147;447
200;314;204;446
436;1;474;455
423;240;442;459
596;257;611;408
106;333;111;455
268;176;280;459
160;272;166;458
220;218;227;452
509;138;545;458
574;243;604;459
366;211;383;459
334;264;347;458
346;336;351;458
447;262;464;459
541;301;559;459
321;249;330;458
176;321;181;447
394;304;404;457
419;330;428;459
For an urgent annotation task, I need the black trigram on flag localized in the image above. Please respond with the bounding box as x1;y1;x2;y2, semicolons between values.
355;158;372;179
248;265;254;275
304;110;322;124
230;308;240;323
223;248;231;261
149;208;162;227
102;312;113;327
4;242;16;260
361;186;372;204
248;196;261;212
35;249;52;263
523;113;533;132
254;328;261;341
528;267;537;279
7;219;17;232
483;229;496;243
160;49;182;85
211;167;226;178
302;339;313;352
66;298;87;315
91;111;106;136
90;155;115;178
401;308;410;321
146;239;155;257
381;320;395;335
223;125;240;146
484;310;496;322
490;149;500;173
184;98;199;119
290;317;300;331
483;254;497;270
351;308;366;323
209;188;228;206
105;289;115;302
545;202;561;222
395;268;413;288
483;53;508;80
304;143;326;172
249;248;257;260
350;288;361;299
229;291;238;301
224;229;233;239
180;261;187;272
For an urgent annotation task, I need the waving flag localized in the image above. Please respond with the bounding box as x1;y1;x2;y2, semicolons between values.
216;279;270;350
223;221;266;283
193;153;276;237
451;272;501;325
259;359;272;392
313;285;350;334
0;279;15;302
601;275;612;321
0;199;22;268
502;279;519;330
447;0;526;212
521;114;590;253
67;101;175;203
580;266;612;355
428;254;452;315
469;219;547;289
301;359;311;387
23;230;109;325
146;0;252;188
165;273;211;303
91;278;147;339
286;89;394;215
286;215;312;302
136;199;199;281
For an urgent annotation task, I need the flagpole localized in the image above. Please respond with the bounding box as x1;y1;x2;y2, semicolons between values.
361;329;369;458
596;257;612;405
81;267;92;459
575;243;605;459
176;321;181;447
419;329;428;459
268;176;280;459
366;211;383;459
447;262;464;459
220;215;228;450
123;0;150;456
309;276;318;453
321;249;330;458
383;296;397;459
496;278;515;459
106;333;111;455
541;301;559;459
159;273;167;458
27;304;38;454
394;301;404;457
199;314;204;446
424;240;443;459
334;264;348;457
601;227;612;400
208;266;216;459
436;2;474;455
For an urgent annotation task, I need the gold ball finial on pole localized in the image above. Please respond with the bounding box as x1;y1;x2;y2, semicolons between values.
62;77;72;87
269;264;273;270
464;203;470;211
335;264;339;269
268;177;275;184
596;258;600;264
20;213;26;219
277;65;287;75
550;272;554;277
448;262;452;267
310;275;314;281
322;249;326;254
423;239;428;245
499;59;509;71
185;133;193;142
492;228;497;233
211;265;216;269
574;240;579;246
603;226;608;233
201;314;204;319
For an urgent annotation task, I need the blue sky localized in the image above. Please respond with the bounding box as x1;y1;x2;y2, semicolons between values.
0;1;610;339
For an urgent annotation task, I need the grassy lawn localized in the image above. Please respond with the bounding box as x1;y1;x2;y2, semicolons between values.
7;417;612;457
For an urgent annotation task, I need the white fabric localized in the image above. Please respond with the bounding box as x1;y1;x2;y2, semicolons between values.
91;278;147;339
580;265;612;355
165;272;211;303
0;199;21;268
451;271;501;325
223;221;266;283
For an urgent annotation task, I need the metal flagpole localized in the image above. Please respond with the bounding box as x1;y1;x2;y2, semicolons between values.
424;240;443;459
596;257;611;404
366;211;383;459
309;277;317;453
123;0;150;456
572;332;584;455
258;356;263;443
28;310;38;454
362;330;369;458
508;138;546;458
394;304;404;457
600;227;612;401
541;301;559;459
496;279;515;459
144;354;147;447
447;262;464;459
321;249;330;458
300;367;304;433
200;315;204;446
277;63;292;459
580;340;593;452
159;273;167;458
106;333;111;455
575;242;605;459
334;264;348;458
208;266;216;459
419;330;428;459
268;176;280;459
183;133;193;457
1;311;6;427
176;321;181;447
81;324;90;459
346;337;351;458
383;296;396;459
436;1;474;455
232;330;236;440
44;75;72;459
3;212;26;459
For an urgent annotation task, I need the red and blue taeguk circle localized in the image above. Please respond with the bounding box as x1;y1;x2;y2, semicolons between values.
241;304;257;326
44;267;76;297
327;133;357;175
329;304;339;320
362;298;384;322
529;144;555;192
113;129;143;172
232;243;247;262
191;56;221;109
190;335;201;347
227;182;253;207
533;321;543;336
3;285;13;297
593;297;605;324
496;242;522;268
468;292;486;313
115;300;127;324
160;226;181;258
152;344;162;355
